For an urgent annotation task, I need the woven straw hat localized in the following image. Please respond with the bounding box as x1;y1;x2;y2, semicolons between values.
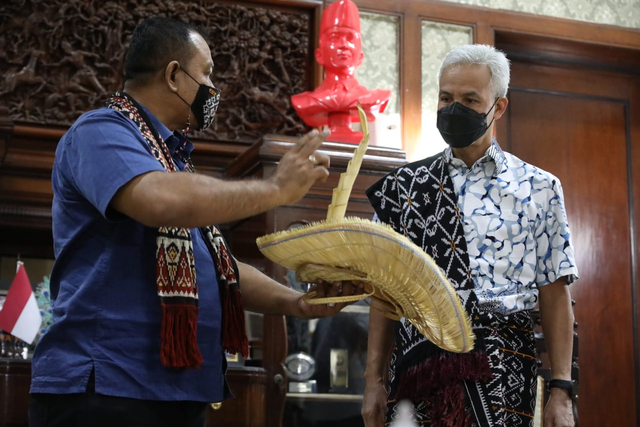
257;105;474;353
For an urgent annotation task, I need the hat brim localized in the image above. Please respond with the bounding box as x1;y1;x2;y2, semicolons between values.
257;218;475;353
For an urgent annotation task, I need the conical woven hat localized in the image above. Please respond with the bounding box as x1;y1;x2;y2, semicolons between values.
257;104;474;353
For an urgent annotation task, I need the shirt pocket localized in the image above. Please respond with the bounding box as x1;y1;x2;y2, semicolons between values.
465;208;535;283
467;208;530;241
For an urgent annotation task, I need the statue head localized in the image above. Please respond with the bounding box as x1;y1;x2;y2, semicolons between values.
291;0;391;143
315;0;364;76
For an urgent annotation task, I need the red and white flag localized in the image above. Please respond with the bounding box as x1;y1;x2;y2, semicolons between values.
0;263;42;344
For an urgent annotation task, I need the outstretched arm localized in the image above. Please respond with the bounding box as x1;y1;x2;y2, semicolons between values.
237;261;361;318
111;130;330;228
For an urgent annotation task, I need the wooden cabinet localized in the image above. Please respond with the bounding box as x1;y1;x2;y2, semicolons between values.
207;367;269;427
0;359;31;427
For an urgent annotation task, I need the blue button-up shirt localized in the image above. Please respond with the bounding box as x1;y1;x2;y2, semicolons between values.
31;105;229;402
445;140;579;314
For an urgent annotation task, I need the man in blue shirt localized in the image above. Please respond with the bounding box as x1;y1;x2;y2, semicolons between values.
29;17;357;427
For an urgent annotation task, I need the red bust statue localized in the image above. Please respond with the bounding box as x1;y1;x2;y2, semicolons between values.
291;0;391;143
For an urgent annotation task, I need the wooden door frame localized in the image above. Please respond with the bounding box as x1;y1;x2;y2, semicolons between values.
494;32;640;426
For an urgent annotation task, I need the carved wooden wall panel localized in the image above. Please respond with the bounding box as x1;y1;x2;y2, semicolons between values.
0;0;313;142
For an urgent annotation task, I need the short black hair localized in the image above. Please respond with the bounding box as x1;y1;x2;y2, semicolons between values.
124;17;205;84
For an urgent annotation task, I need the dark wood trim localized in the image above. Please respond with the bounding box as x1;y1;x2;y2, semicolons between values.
312;3;324;89
633;78;640;427
352;0;640;50
502;28;640;418
263;313;288;427
0;119;14;168
400;13;422;161
509;86;628;104
625;96;640;427
12;124;66;140
226;135;406;177
496;31;640;75
475;21;494;45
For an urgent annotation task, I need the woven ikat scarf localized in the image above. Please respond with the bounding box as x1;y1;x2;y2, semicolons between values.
367;153;538;426
367;153;491;425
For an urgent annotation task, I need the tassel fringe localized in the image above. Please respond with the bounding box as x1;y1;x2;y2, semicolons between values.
396;351;492;426
221;287;249;359
160;304;203;369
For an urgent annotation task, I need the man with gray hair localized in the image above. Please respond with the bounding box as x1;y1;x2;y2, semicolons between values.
363;44;577;427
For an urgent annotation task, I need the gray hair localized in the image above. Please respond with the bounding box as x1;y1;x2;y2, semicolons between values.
438;44;510;98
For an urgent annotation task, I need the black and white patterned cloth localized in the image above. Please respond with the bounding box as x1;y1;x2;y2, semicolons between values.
367;153;537;426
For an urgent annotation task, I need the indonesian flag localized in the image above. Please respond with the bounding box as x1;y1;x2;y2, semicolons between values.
0;263;42;344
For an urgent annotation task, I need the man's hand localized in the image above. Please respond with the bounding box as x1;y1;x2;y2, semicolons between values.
294;280;364;318
271;129;330;205
362;381;388;427
368;296;399;317
544;388;575;426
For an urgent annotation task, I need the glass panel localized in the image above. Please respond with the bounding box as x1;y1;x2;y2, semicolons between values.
356;12;401;149
419;21;474;160
438;0;639;29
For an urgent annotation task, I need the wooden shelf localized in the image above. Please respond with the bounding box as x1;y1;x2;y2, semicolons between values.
286;393;363;402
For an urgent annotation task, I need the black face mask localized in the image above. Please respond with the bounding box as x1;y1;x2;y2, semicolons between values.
436;98;499;148
176;68;221;132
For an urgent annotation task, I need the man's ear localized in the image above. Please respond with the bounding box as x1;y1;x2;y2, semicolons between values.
315;48;324;65
164;60;181;93
493;97;509;121
356;51;364;68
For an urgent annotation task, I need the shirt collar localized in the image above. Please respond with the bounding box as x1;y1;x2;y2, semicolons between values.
171;130;195;158
319;76;360;92
444;138;508;175
340;77;359;91
486;139;507;174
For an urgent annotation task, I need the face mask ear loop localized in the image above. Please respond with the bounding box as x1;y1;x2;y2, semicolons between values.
173;67;193;135
181;69;200;85
485;97;500;128
173;91;193;135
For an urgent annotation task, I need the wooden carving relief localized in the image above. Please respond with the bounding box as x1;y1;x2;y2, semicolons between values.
0;0;312;142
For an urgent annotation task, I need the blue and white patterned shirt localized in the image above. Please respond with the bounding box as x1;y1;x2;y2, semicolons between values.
444;139;579;314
